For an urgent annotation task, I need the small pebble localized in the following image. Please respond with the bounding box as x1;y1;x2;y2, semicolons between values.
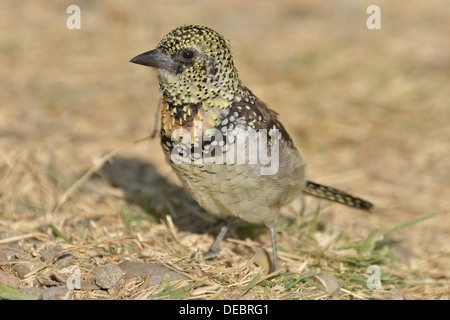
95;264;124;289
0;270;21;288
40;246;61;263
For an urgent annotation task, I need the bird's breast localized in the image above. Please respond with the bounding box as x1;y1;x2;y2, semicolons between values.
160;100;230;145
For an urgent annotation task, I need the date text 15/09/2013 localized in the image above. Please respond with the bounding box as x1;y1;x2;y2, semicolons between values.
179;304;269;317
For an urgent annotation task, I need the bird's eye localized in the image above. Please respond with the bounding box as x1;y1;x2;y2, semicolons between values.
181;49;195;60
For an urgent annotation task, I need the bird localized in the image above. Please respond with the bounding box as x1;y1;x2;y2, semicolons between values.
130;25;373;272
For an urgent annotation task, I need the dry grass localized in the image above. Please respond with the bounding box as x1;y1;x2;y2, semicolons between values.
0;0;449;299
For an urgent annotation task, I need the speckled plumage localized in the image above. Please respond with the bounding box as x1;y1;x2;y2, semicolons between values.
131;25;373;271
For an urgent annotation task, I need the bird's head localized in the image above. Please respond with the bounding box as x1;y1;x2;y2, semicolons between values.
131;25;240;105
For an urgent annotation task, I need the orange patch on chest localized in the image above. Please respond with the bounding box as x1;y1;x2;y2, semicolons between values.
161;101;228;144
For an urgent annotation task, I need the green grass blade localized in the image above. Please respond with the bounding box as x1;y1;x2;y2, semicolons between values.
120;201;133;231
284;272;317;292
160;218;187;251
19;200;46;213
304;277;328;294
47;224;72;244
329;274;354;297
359;228;379;254
384;213;437;238
240;274;262;298
0;284;39;300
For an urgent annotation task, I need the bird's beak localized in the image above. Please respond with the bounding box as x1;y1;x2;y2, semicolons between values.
130;48;174;71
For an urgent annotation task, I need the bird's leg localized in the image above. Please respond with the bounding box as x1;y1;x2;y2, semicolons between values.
202;217;231;260
269;224;279;272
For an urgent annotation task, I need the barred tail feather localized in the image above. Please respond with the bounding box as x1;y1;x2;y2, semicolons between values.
303;181;373;211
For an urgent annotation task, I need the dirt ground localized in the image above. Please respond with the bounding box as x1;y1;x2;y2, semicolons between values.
0;1;448;299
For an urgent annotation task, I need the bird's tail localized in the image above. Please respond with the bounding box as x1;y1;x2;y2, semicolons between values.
303;180;373;211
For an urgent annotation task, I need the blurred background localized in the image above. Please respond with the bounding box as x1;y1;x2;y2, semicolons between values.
0;0;448;298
